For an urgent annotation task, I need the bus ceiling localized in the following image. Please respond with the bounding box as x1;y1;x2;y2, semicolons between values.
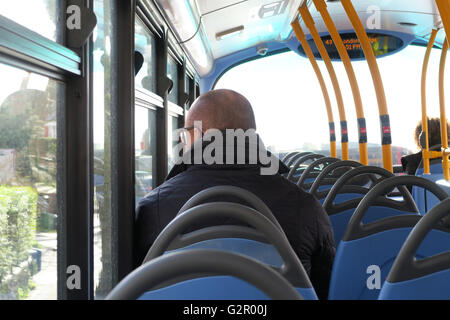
153;0;446;81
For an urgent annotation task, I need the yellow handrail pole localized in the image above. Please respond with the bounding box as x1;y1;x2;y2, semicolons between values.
340;0;393;172
299;6;349;161
436;0;450;42
313;0;368;165
438;38;449;180
291;20;338;158
421;29;438;175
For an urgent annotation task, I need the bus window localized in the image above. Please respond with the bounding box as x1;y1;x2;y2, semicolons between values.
215;51;331;158
167;55;179;104
0;0;62;43
0;63;63;300
215;46;448;166
168;115;179;172
135;18;157;93
93;0;114;299
135;106;156;204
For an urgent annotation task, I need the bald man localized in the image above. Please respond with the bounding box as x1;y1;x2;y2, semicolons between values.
135;89;335;299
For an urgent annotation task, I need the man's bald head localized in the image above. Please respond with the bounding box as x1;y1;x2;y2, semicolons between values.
186;89;256;131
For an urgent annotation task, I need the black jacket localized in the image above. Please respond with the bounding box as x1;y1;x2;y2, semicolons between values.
401;145;442;175
135;134;336;300
401;151;423;176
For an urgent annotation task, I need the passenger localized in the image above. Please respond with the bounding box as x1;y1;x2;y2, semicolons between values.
134;89;335;300
401;118;450;175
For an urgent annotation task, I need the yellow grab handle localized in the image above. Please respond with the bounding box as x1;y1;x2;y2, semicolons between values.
313;0;368;165
421;29;438;175
340;0;392;172
299;6;349;161
291;19;338;158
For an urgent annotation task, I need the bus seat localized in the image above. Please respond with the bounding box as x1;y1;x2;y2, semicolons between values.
163;238;317;300
379;198;450;300
328;176;447;300
329;225;418;300
142;202;318;300
328;206;412;248
106;249;303;300
323;166;400;246
296;157;340;191
167;238;284;267
414;161;450;214
138;276;272;300
310;160;363;202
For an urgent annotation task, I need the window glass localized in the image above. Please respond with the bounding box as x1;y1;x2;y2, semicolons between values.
185;76;192;109
93;0;113;299
167;56;179;104
215;47;449;166
185;76;191;98
0;0;62;43
168;115;180;172
135;18;157;93
0;63;62;300
135;107;157;205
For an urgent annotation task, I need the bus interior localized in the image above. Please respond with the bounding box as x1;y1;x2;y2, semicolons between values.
0;0;449;303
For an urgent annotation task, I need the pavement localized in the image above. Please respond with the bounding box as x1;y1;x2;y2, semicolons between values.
26;232;57;300
26;214;103;300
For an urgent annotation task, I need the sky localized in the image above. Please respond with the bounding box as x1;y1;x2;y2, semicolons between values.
215;44;449;154
0;1;57;42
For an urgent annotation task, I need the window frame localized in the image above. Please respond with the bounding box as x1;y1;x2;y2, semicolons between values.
0;0;90;300
0;0;201;300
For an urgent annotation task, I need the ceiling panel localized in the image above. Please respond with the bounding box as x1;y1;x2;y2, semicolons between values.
155;0;446;76
196;0;250;15
301;11;439;39
200;0;303;59
320;0;438;16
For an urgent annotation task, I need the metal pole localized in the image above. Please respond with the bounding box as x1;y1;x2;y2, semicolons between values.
313;0;368;165
291;20;337;158
299;6;349;160
340;0;393;172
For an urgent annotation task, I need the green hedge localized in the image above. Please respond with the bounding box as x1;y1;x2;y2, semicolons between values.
0;195;10;283
0;186;37;284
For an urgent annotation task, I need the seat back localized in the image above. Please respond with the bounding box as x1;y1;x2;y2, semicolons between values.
296;157;340;191
286;153;324;182
323;166;399;246
379;198;450;300
178;185;283;230
310;160;363;201
328;176;448;300
414;160;450;214
106;249;303;300
284;151;313;167
143;202;318;300
328;206;412;248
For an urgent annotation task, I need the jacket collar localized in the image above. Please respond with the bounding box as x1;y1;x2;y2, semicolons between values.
166;131;288;180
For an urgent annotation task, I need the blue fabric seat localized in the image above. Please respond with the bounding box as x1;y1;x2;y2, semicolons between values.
167;238;284;267
138;275;317;300
164;238;317;300
141;202;318;300
138;276;272;300
379;198;450;300
414;161;450;214
327;176;448;300
328;206;412;248
105;249;303;300
329;225;418;300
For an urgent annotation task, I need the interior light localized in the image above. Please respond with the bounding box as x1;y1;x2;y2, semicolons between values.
216;26;245;41
398;22;418;27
